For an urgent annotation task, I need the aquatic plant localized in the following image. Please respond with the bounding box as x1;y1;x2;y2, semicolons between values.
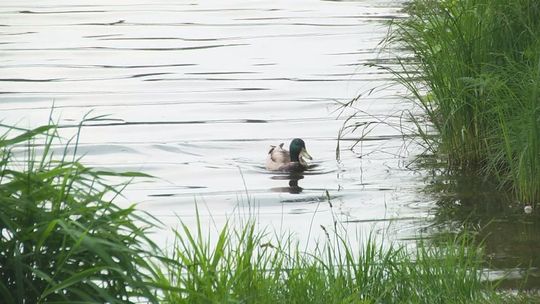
0;122;161;303
381;0;540;203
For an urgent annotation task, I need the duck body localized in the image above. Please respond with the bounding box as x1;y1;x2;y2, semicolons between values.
266;138;312;172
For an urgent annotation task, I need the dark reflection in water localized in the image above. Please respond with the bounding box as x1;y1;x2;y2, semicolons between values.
268;163;327;194
422;158;540;290
270;172;304;194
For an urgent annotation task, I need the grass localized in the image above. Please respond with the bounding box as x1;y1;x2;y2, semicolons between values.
154;209;514;304
379;0;540;203
0;120;535;303
0;121;162;303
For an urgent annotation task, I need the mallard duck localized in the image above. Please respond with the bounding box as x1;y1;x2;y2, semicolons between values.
266;138;312;171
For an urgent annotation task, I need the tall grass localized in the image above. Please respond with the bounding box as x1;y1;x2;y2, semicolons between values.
0;122;161;303
384;0;540;203
154;213;511;304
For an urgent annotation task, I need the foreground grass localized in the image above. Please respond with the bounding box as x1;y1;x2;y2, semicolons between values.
0;122;531;303
0;123;162;303
384;0;540;203
154;214;513;304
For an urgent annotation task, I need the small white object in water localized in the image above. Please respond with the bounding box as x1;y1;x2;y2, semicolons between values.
524;205;533;214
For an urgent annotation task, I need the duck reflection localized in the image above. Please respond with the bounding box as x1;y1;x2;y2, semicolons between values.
270;172;304;194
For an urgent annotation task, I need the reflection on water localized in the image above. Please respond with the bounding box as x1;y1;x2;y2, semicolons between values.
421;159;540;289
270;172;305;194
0;1;426;261
0;0;419;237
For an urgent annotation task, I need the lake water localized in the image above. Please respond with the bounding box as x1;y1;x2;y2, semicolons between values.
1;0;538;289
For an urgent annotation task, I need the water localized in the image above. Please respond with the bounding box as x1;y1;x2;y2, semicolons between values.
1;0;538;289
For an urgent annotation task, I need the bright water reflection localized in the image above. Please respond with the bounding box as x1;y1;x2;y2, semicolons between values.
0;0;425;244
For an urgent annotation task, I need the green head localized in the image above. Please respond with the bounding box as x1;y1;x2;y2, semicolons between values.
289;138;312;163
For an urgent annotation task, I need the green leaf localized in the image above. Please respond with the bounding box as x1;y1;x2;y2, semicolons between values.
40;266;113;298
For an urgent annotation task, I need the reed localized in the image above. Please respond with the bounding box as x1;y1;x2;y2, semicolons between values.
384;0;540;203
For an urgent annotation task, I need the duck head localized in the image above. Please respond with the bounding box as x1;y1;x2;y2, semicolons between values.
289;138;312;164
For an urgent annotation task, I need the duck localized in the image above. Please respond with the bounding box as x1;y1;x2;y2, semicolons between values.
266;138;312;171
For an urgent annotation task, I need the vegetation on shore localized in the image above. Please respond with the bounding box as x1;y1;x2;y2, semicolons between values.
383;0;540;203
1;122;529;303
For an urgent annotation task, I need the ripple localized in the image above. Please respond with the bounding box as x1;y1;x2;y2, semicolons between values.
0;0;431;267
0;78;62;82
0;44;247;52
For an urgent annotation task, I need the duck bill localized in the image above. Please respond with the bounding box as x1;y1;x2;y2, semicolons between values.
300;148;312;160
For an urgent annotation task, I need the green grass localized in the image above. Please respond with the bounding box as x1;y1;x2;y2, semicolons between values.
154;211;513;304
0;122;162;303
382;0;540;203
